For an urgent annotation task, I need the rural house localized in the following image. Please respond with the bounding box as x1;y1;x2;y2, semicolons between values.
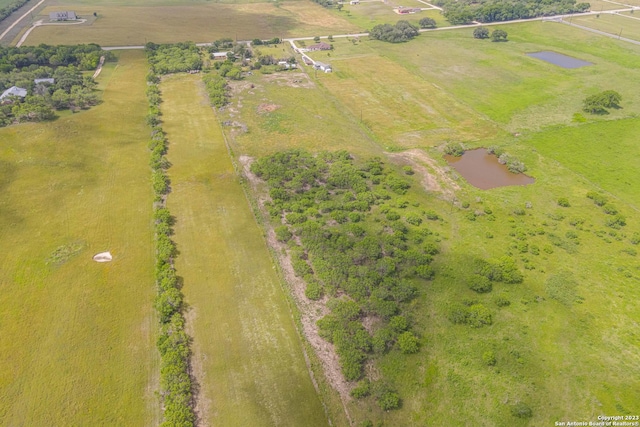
308;42;331;51
313;62;332;73
212;51;232;60
0;86;27;103
49;11;77;21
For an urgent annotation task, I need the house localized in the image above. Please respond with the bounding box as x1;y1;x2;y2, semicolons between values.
34;78;55;85
350;0;360;4
0;86;27;103
49;11;77;21
307;42;331;51
314;62;332;73
394;6;420;14
212;51;232;60
277;61;296;69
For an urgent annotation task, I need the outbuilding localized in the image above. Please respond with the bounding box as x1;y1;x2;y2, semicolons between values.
0;86;27;103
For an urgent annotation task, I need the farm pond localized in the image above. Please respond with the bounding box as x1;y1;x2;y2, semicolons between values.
445;148;535;190
526;51;593;68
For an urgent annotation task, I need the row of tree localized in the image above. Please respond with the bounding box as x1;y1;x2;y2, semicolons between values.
145;71;196;426
0;0;30;24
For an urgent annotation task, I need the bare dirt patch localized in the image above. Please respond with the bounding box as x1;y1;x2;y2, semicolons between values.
386;149;460;200
238;155;354;424
257;103;281;114
261;72;315;89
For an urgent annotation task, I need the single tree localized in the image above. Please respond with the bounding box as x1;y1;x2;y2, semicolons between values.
419;17;436;29
491;29;508;42
473;26;489;39
313;36;320;43
583;90;622;114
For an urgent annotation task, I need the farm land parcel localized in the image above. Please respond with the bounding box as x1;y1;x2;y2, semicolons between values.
0;50;159;425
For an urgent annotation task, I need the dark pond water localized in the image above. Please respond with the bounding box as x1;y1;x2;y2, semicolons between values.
526;51;593;69
445;148;535;190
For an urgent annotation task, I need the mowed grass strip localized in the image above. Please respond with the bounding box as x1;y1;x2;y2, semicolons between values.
0;50;158;426
572;13;640;42
161;74;329;427
22;1;359;46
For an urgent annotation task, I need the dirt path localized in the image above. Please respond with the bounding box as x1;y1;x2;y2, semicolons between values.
92;56;105;79
239;155;355;426
386;149;460;200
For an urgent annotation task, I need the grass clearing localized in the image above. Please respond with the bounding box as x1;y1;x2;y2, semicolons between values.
0;50;158;425
338;4;448;31
21;1;359;46
160;73;330;426
572;12;640;41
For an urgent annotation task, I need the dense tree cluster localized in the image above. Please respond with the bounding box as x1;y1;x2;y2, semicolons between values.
146;70;196;426
435;0;590;24
0;44;107;126
145;42;202;74
369;21;420;43
252;149;442;410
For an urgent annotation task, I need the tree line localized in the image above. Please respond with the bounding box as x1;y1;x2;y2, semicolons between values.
145;68;197;426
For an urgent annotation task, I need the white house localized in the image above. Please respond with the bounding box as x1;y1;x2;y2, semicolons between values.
0;86;27;103
314;62;332;73
212;51;232;60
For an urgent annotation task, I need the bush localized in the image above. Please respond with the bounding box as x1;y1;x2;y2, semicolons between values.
587;191;608;206
511;402;533;419
469;274;492;293
305;281;323;300
602;204;618;215
402;165;414;175
444;142;465;156
375;385;401;411
482;351;497;366
473;27;489;39
467;304;492;328
557;198;570;207
494;295;510;307
397;331;420;354
350;380;371;398
419;17;437;28
275;225;292;242
406;214;422;226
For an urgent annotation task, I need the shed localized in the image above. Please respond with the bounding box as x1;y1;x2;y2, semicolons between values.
212;51;232;60
49;11;77;21
34;78;55;84
314;62;332;73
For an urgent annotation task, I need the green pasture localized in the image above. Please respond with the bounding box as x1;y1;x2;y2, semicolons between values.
0;50;158;425
304;39;502;148
21;0;359;46
160;73;330;426
337;4;448;31
355;21;640;133
218;19;640;425
572;12;640;42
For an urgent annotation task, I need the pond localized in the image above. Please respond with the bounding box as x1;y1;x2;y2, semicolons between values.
445;148;535;190
526;51;593;69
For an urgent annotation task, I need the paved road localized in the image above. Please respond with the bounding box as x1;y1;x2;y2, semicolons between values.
0;0;47;42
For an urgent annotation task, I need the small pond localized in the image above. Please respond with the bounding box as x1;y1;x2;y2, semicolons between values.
445;148;535;190
526;51;593;69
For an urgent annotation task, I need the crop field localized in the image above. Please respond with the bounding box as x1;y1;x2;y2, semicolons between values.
337;4;448;31
0;50;158;425
214;21;640;426
571;12;640;41
20;0;359;46
160;74;330;426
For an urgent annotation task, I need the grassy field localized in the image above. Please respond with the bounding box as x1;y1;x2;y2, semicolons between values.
337;4;448;31
572;12;640;41
20;0;359;46
0;50;159;425
160;73;331;426
215;20;640;426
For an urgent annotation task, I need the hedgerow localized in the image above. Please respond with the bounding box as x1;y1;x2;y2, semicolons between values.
145;67;196;426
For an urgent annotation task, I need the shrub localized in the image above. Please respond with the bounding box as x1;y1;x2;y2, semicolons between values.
587;191;608;206
350;380;371;398
375;385;401;411
630;233;640;245
425;210;440;220
469;274;492;293
482;351;497;366
406;214;422;226
275;225;292;242
444;142;465;156
305;281;323;300
467;304;492;328
557;197;570;207
602;204;618;215
419;17;437;28
397;331;420;354
511;402;533;418
473;27;489;39
494;295;510;307
402;165;414;175
605;214;626;229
